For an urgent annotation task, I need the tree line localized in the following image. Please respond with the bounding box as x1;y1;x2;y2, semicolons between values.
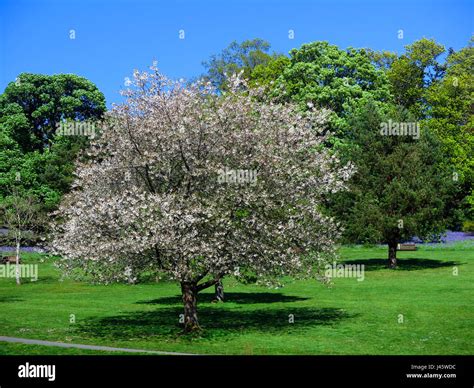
2;37;471;245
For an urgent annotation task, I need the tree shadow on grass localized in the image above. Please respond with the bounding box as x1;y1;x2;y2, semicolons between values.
0;296;24;303
137;292;310;306
341;258;460;271
21;276;56;284
75;306;354;342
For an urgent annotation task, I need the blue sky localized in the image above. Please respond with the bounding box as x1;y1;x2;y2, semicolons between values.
0;0;472;107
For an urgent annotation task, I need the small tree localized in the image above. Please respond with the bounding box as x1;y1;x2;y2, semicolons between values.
52;67;353;332
2;187;39;285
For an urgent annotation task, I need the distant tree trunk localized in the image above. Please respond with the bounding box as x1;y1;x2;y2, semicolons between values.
15;233;21;285
388;241;398;269
181;281;200;332
214;279;224;302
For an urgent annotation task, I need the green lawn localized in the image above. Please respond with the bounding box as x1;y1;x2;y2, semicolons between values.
0;243;472;355
0;342;148;355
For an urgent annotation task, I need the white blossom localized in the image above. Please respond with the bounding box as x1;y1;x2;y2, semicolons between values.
52;68;354;288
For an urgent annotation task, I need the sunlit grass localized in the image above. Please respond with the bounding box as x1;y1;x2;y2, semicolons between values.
0;242;472;355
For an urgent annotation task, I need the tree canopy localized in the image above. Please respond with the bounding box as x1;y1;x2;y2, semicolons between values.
0;73;106;152
52;68;354;331
202;38;277;91
0;73;106;237
328;98;454;267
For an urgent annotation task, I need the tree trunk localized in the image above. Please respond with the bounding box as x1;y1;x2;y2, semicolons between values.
387;241;398;269
15;236;21;285
181;282;200;332
214;279;224;302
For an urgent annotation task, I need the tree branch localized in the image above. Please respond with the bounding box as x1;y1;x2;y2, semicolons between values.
196;272;226;292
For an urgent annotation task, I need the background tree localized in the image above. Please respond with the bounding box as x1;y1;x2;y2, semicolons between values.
328;98;453;268
1;188;41;285
383;37;472;228
387;38;445;119
262;41;392;137
0;127;58;244
0;73;106;236
0;73;106;152
423;37;474;228
366;49;398;71
202;38;277;91
52;68;353;332
249;55;290;89
246;38;471;233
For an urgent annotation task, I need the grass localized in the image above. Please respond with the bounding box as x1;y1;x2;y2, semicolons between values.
0;243;472;355
0;343;149;355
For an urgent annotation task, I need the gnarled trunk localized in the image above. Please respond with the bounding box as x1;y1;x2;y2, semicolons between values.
388;241;398;269
181;282;200;332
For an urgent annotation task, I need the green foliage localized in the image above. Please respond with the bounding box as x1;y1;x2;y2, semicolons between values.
462;220;474;232
422;37;474;225
329;98;453;245
0;129;84;225
202;38;277;90
0;192;44;245
0;73;105;152
366;49;398;71
0;73;106;231
387;38;445;118
204;37;472;233
264;41;392;135
249;55;290;88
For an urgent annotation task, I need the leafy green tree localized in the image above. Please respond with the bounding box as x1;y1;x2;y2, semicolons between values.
0;130;62;239
0;73;106;233
329;98;453;268
423;37;474;226
366;49;398;71
387;38;445;118
279;42;391;107
0;73;106;152
249;55;290;88
202;38;276;90
262;41;392;137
